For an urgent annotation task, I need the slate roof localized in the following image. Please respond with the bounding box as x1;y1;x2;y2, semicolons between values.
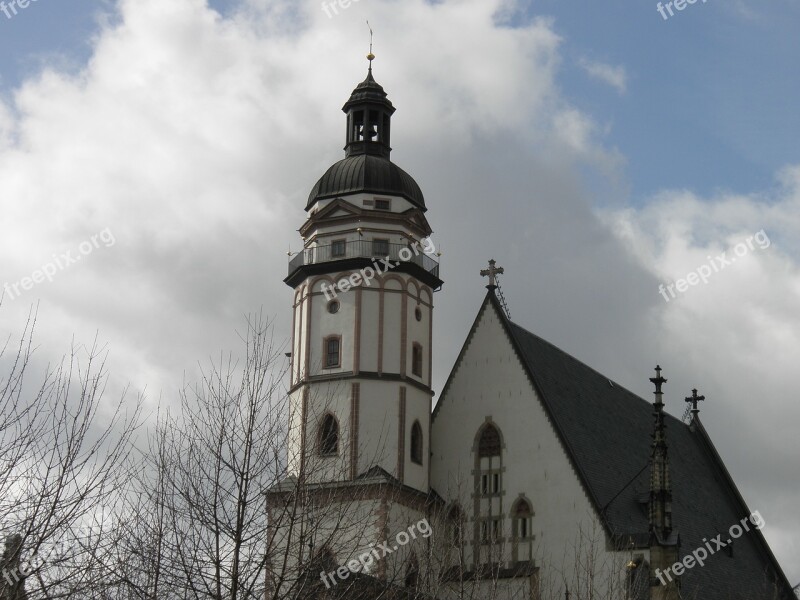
306;154;426;211
437;291;794;600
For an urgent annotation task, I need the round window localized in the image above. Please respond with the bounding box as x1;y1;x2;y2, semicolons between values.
328;300;340;314
415;307;422;322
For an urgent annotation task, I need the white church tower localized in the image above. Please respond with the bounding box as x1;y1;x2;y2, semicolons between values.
272;54;443;594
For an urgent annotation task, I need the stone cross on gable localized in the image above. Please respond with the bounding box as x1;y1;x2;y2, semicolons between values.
480;259;504;289
685;388;705;417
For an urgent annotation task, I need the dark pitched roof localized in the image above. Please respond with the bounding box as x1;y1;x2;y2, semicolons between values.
435;291;794;600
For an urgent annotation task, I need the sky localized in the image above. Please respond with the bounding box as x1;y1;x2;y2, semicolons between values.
0;0;798;587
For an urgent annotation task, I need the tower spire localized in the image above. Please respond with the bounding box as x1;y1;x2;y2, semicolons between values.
648;365;673;541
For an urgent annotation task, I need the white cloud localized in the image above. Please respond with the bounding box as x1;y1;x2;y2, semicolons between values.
0;0;797;584
578;56;627;94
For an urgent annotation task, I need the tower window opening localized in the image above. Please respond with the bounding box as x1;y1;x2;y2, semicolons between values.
331;239;346;258
382;113;391;145
412;344;423;377
374;198;391;211
404;555;419;589
368;110;379;141
372;238;389;257
410;420;423;465
324;336;341;368
319;414;339;456
352;110;364;142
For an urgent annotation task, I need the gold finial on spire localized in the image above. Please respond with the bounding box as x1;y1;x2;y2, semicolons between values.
366;20;375;66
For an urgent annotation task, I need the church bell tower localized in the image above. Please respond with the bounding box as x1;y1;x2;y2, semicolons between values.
284;56;442;498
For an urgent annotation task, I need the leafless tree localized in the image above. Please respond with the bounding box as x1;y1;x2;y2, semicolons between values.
0;303;142;599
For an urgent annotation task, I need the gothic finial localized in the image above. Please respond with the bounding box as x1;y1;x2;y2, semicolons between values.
480;259;504;290
648;365;673;539
649;365;667;404
685;388;705;422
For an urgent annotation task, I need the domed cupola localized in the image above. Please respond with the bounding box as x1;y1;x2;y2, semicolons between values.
306;62;426;211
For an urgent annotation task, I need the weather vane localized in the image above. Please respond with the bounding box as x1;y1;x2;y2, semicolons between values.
366;20;375;66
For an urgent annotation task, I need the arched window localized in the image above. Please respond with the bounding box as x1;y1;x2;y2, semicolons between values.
404;554;419;589
474;422;504;559
319;414;339;456
478;424;501;457
512;498;533;540
410;421;423;465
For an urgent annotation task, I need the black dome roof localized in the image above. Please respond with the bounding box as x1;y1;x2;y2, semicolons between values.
306;154;425;210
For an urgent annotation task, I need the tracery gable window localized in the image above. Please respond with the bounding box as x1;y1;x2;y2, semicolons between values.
319;413;339;456
474;421;505;563
478;423;501;457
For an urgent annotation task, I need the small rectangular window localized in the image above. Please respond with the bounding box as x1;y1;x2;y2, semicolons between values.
493;473;499;494
374;198;391;211
362;199;374;207
372;238;390;257
331;239;346;258
325;337;340;368
481;475;488;495
492;519;501;539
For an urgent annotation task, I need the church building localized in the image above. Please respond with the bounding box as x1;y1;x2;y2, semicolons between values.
266;56;795;600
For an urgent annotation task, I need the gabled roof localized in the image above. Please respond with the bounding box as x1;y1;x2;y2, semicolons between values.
434;290;793;599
